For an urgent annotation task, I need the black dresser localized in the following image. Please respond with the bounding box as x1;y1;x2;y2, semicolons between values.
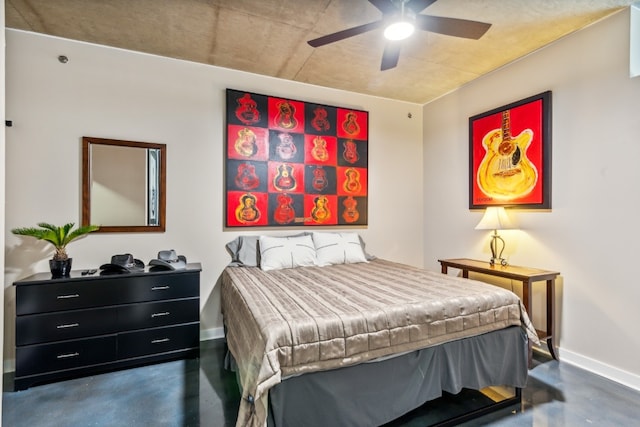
13;263;201;390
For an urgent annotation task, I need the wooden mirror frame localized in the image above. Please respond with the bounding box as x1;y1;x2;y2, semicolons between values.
82;136;166;233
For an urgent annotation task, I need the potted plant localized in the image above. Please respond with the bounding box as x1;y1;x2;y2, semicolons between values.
11;222;100;277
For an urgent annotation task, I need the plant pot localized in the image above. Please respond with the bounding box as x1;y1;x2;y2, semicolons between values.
50;258;72;278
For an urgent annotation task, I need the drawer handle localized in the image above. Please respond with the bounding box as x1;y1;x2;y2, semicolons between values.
57;294;80;299
56;323;80;329
151;338;170;344
57;352;80;359
151;286;170;291
151;312;170;318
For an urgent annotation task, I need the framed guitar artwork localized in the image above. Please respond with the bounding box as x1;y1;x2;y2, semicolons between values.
225;88;368;228
469;91;552;210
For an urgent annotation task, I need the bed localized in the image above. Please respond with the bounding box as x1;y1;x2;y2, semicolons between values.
221;233;538;427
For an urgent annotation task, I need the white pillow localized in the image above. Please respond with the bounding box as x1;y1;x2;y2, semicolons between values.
312;232;368;266
259;235;317;271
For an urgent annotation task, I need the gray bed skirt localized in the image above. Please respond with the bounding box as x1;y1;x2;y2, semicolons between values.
265;326;529;427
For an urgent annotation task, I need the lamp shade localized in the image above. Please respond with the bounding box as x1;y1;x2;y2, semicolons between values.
475;207;516;231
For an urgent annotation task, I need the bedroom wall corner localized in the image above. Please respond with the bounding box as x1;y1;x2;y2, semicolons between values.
422;8;640;390
1;0;7;413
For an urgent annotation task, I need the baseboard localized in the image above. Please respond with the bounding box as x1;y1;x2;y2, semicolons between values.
560;348;640;391
200;326;224;342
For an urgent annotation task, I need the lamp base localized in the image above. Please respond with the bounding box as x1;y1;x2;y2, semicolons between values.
489;257;508;267
489;232;508;266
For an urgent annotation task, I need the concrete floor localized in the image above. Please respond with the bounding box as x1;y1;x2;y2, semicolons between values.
3;340;639;426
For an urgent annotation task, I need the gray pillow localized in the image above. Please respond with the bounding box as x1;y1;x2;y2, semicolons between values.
358;235;377;261
225;235;261;267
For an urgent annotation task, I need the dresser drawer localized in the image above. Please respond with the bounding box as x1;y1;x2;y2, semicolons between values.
16;279;125;315
16;306;119;346
118;298;199;331
121;272;199;303
16;335;117;377
117;322;199;359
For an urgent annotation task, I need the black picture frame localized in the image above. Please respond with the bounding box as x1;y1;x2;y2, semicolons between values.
469;91;552;210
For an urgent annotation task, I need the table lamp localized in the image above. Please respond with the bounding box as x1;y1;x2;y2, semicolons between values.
475;207;516;266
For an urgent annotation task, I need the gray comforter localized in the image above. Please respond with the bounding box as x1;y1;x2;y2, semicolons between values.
221;258;538;427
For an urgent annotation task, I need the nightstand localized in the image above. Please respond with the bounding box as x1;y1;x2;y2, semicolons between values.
438;258;560;360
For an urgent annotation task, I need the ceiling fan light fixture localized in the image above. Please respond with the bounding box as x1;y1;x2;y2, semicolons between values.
384;20;415;40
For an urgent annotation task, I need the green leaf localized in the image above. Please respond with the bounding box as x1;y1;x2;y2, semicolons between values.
11;222;100;260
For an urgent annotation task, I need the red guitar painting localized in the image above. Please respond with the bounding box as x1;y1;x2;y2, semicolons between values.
477;110;538;200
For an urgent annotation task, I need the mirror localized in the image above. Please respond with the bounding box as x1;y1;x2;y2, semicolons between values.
82;136;166;233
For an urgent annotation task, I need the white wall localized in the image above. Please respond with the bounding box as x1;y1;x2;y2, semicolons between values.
1;0;7;414
3;30;424;369
423;9;640;389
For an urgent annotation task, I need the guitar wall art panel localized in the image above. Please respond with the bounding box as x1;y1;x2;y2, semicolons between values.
225;88;368;227
469;91;552;210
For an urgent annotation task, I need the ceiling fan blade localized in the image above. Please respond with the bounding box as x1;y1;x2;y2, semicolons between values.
416;15;491;39
368;0;397;15
406;0;438;14
308;20;384;47
381;42;401;71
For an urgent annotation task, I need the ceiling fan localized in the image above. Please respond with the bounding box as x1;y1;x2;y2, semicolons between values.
307;0;492;71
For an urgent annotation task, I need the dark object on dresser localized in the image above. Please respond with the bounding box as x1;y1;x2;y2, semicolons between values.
49;258;73;278
13;263;201;390
149;249;187;271
99;253;145;273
